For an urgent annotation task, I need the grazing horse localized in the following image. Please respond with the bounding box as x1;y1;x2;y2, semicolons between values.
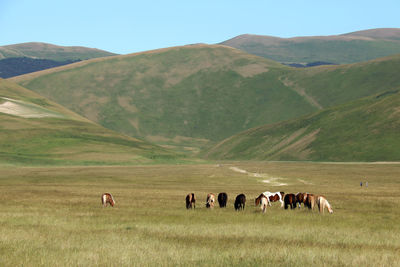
263;191;285;207
255;193;269;213
186;193;196;209
218;192;228;208
101;193;115;207
206;193;216;208
305;194;316;210
316;195;333;214
234;194;246;210
284;193;296;209
296;192;308;208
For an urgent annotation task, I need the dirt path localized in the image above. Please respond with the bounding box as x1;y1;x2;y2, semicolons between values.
229;166;288;186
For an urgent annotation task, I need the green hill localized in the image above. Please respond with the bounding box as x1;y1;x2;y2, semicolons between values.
221;28;400;64
0;42;116;61
203;90;400;162
0;79;178;166
11;45;318;153
10;45;400;156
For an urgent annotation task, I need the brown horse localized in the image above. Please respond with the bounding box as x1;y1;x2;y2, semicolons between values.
101;193;115;207
284;193;296;209
316;195;333;214
206;193;216;208
305;194;316;210
186;193;196;209
255;193;269;213
296;192;308;208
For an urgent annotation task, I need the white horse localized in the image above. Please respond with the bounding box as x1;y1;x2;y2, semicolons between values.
316;195;333;214
262;191;285;207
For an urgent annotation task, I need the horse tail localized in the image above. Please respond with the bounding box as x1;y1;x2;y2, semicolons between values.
110;193;115;205
255;194;262;206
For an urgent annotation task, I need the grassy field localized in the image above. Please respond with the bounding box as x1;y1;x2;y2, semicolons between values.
0;162;399;266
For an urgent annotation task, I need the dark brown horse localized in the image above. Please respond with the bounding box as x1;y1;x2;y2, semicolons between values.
186;193;196;209
234;194;246;210
218;192;228;208
284;193;296;209
101;193;115;207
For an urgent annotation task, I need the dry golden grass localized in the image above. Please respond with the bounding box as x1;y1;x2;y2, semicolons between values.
0;162;399;266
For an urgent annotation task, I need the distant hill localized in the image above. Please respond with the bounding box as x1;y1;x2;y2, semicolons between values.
10;45;400;155
0;57;79;78
0;42;117;78
0;42;116;61
203;90;400;162
0;79;178;166
220;28;400;64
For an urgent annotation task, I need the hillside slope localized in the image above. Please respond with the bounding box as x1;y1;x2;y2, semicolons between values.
10;45;400;154
221;28;400;64
11;45;319;153
0;79;177;166
204;90;400;162
0;42;116;61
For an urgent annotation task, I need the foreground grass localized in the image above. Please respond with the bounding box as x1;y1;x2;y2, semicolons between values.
0;162;399;266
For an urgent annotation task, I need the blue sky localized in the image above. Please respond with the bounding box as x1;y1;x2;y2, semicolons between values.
1;0;399;54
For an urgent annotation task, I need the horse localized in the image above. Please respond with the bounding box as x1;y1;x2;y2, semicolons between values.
234;193;246;210
284;193;296;209
206;193;216;208
262;191;285;207
101;193;115;207
305;194;316;210
218;192;228;208
316;195;333;214
255;193;269;213
186;193;196;209
296;192;308;208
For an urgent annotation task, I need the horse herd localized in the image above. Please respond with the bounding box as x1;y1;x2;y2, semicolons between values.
186;191;333;214
101;191;333;214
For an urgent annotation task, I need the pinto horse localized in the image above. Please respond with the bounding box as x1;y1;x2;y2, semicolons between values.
101;193;115;207
284;193;297;209
206;193;216;208
218;192;228;208
234;194;246;210
255;193;269;213
262;191;285;207
186;193;196;209
316;195;333;214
